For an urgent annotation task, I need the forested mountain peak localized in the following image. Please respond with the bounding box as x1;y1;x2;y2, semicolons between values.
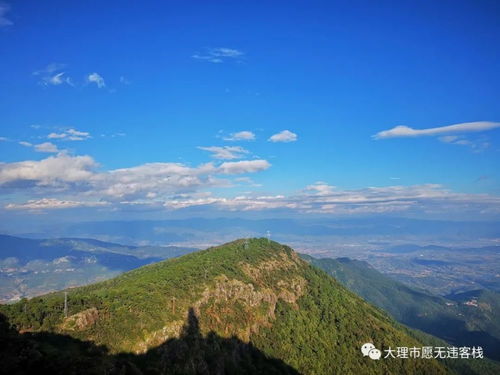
1;239;456;374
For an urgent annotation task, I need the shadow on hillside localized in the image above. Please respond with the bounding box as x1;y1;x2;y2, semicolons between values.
0;308;301;375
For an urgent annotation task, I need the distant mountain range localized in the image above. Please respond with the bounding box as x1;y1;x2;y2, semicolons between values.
0;234;197;302
3;238;495;375
6;217;500;247
302;255;500;361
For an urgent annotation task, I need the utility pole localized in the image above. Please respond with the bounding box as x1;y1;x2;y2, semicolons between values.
266;230;271;243
64;292;68;318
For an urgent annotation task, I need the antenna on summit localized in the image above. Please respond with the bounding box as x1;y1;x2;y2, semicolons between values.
64;292;68;318
266;230;271;243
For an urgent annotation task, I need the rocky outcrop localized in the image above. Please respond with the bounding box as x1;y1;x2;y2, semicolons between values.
193;271;306;342
61;307;99;331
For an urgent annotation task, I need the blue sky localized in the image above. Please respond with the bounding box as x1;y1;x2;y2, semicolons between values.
1;0;500;222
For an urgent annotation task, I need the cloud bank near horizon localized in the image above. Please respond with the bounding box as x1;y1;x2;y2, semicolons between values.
1;152;498;219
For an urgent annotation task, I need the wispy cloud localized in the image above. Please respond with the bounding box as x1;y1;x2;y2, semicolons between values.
6;198;108;210
268;130;298;143
438;135;490;153
33;66;110;88
0;3;13;27
33;63;66;76
223;131;256;141
119;76;131;85
217;160;270;174
100;132;126;138
87;72;105;88
234;176;262;187
168;182;500;216
192;47;244;63
47;128;91;141
373;121;500;139
46;72;73;86
33;64;74;87
198;146;249;160
34;142;59;153
19;141;60;153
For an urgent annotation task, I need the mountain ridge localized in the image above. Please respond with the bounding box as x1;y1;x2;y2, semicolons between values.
1;238;456;374
0;234;197;302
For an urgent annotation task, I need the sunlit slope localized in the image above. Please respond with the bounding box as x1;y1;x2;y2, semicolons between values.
302;255;500;362
1;239;452;374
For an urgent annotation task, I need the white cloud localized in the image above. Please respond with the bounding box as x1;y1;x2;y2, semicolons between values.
0;152;272;206
234;177;262;187
268;130;298;143
33;63;66;76
18;140;60;153
217;160;271;174
0;136;9;141
2;152;499;217
163;194;290;211
43;72;73;86
192;47;245;63
5;198;108;210
198;146;249;160
160;182;500;216
92;162;222;200
34;142;59;153
0;153;97;188
193;55;223;63
48;72;65;85
87;72;105;88
47;128;91;141
89;159;269;199
373;121;500;139
304;182;335;196
223;131;256;141
33;64;74;87
211;48;244;58
0;3;13;27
